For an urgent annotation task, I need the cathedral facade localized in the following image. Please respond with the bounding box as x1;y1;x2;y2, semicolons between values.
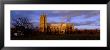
39;13;74;33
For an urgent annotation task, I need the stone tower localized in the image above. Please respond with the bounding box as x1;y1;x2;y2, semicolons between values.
39;12;47;32
66;16;74;32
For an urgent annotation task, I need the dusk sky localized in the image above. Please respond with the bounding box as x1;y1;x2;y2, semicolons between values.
11;10;100;29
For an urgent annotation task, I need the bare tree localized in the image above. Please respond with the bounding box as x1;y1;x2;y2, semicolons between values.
11;17;34;37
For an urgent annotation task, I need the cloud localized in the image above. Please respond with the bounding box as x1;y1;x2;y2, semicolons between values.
45;10;100;18
74;25;100;29
73;20;94;26
11;10;100;29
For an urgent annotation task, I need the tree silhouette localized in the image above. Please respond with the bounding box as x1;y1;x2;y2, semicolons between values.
11;17;34;37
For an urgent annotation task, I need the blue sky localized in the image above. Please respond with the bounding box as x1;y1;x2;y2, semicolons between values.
11;10;100;29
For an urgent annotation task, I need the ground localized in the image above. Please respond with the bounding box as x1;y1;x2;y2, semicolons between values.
11;30;100;40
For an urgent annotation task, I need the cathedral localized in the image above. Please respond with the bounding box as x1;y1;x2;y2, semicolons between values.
39;12;74;34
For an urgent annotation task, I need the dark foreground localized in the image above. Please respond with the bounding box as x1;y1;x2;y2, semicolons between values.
11;29;100;40
11;34;100;40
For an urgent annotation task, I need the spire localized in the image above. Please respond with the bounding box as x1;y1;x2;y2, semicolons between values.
67;16;71;23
